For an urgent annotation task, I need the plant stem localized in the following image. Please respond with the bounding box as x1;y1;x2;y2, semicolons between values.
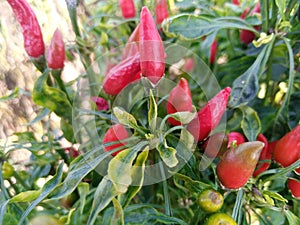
159;162;172;217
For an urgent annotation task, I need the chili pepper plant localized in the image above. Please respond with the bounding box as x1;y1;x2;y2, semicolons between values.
1;0;300;224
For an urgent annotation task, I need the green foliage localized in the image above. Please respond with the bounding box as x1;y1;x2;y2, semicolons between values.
1;0;300;225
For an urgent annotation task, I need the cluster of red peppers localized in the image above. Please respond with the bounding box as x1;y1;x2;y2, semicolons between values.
7;0;66;72
119;0;169;25
103;6;166;96
203;125;300;195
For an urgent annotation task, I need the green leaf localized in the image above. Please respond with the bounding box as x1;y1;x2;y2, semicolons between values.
288;92;300;128
229;39;275;108
87;176;119;225
174;173;211;192
272;38;296;133
148;90;158;132
18;163;64;225
108;143;148;193
262;190;288;203
50;145;111;200
0;87;22;102
111;198;124;225
157;140;178;168
239;105;261;141
25;108;50;126
284;210;300;225
60;118;75;143
180;128;195;150
162;15;258;40
113;107;139;130
0;200;9;225
77;182;89;214
33;71;72;123
167;106;197;125
123;205;188;225
275;0;286;21
119;150;149;207
10;190;41;203
3;213;18;225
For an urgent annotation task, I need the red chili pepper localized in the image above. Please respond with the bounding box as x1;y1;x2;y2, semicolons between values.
139;6;165;85
216;141;264;189
119;0;136;19
103;53;141;95
273;125;300;170
187;87;231;142
65;147;80;158
47;29;65;70
202;132;228;158
103;124;129;156
91;97;109;111
287;178;300;199
155;0;169;25
240;3;261;45
7;0;45;58
227;132;246;148
253;134;272;177
209;39;218;64
122;24;140;60
167;78;193;125
183;57;195;72
232;0;240;5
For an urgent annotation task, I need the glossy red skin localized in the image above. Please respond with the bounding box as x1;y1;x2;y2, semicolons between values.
217;141;264;189
91;97;109;111
140;7;165;85
47;29;65;70
253;136;276;177
7;0;45;58
119;0;136;19
187;87;231;142
232;0;240;5
65;147;80;158
103;53;141;95
167;78;193;125
209;39;218;64
183;57;195;72
240;3;261;45
287;178;300;199
155;0;169;25
273;125;300;168
202;132;228;158
103;124;129;156
122;24;140;60
227;132;246;148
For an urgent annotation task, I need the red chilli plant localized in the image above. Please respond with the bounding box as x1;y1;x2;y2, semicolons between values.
167;78;193;126
227;132;246;148
155;0;169;25
91;97;109;111
216;141;264;189
187;87;231;142
119;0;136;19
232;0;240;5
47;29;65;70
139;6;165;85
240;3;261;45
103;53;141;95
253;134;274;177
273;125;300;171
209;39;218;64
7;0;45;59
287;178;300;199
103;124;129;156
